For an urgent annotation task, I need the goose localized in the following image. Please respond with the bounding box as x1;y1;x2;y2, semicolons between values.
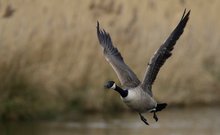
96;9;190;125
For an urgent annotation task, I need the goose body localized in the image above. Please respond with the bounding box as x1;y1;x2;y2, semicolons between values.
122;86;157;113
97;9;190;125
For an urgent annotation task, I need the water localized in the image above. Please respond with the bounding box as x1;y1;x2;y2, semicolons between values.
0;107;220;135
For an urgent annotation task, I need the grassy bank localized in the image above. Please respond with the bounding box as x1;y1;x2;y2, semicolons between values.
0;0;220;120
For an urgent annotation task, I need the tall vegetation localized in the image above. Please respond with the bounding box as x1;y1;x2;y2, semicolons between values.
0;0;220;120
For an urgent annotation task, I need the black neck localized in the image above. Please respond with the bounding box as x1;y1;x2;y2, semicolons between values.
113;85;128;98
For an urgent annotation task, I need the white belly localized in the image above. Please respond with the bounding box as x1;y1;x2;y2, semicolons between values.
121;87;157;113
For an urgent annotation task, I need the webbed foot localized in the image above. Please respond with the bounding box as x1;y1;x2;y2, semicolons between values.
153;112;158;122
139;113;149;125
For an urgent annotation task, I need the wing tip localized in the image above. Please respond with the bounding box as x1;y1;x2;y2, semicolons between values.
97;21;100;30
96;20;101;36
181;8;191;20
96;21;106;37
176;8;190;31
96;21;113;49
96;21;105;44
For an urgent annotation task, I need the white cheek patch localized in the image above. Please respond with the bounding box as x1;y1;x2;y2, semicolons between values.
111;83;116;89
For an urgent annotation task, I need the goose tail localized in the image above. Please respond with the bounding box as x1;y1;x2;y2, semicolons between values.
156;103;167;112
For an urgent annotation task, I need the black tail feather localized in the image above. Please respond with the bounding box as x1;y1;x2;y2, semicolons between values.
156;103;167;112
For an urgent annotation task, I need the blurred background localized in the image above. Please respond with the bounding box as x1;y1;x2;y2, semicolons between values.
0;0;220;135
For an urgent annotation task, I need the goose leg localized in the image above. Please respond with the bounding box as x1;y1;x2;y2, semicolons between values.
153;111;158;122
139;113;149;125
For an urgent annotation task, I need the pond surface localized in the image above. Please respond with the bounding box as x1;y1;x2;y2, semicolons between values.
0;107;220;135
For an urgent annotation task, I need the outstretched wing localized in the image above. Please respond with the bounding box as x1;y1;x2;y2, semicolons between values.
97;22;141;88
141;9;190;95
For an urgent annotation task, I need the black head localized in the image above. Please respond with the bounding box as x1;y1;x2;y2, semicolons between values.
104;81;128;97
104;81;115;89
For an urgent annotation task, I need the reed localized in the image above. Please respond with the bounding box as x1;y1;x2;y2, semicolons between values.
0;0;220;120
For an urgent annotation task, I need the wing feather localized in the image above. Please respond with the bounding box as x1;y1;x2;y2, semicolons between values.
142;9;191;95
97;22;141;88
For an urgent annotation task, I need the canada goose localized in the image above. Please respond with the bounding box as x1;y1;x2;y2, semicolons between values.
96;9;190;125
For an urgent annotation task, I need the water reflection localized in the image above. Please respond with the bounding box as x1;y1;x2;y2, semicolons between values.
0;107;220;135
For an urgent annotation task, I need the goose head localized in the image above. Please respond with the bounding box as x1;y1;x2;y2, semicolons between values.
104;81;128;97
104;81;116;89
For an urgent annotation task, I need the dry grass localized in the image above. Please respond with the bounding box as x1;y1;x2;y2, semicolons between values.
0;0;220;119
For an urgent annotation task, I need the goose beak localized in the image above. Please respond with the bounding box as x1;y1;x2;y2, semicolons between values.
104;81;115;89
104;83;110;89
